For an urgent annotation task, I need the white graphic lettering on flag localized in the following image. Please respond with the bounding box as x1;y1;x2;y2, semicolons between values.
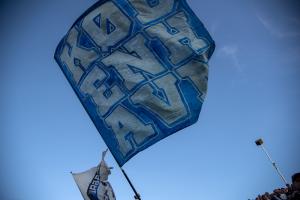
72;150;116;200
55;0;215;166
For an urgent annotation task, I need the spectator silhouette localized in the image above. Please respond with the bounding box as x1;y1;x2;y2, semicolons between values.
255;172;300;200
289;173;300;200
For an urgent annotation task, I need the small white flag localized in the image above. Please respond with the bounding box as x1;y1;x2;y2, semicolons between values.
72;150;116;200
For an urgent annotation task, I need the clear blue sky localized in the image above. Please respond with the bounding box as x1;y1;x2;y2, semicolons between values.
0;0;299;200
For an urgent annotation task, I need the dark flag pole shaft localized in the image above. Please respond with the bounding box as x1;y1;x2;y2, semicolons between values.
106;148;142;200
255;138;288;186
121;168;142;200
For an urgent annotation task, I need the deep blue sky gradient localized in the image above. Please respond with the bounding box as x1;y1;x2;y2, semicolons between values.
0;0;300;200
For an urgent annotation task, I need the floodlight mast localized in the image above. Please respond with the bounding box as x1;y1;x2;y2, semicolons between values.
255;138;288;186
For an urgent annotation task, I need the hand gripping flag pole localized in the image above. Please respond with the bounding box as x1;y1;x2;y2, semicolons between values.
255;138;288;186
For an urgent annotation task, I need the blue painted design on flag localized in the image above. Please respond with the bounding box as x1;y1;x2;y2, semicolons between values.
54;0;215;166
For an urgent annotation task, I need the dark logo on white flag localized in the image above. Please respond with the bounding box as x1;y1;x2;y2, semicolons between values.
87;171;116;200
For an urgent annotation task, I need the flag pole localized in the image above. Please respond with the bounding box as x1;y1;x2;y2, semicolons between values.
120;168;142;200
255;138;288;186
105;148;142;200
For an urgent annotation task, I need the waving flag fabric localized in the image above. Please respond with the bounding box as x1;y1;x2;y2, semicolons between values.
55;0;215;166
72;150;116;200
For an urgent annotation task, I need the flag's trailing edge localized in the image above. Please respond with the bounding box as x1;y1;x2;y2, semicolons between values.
72;167;105;200
55;0;215;166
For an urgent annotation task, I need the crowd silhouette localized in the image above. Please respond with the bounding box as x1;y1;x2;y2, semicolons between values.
255;173;300;200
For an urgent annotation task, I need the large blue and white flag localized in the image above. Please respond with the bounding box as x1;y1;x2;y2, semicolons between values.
55;0;215;166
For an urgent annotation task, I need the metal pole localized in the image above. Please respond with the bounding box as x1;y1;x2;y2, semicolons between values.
121;168;142;200
105;148;142;200
259;144;288;185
